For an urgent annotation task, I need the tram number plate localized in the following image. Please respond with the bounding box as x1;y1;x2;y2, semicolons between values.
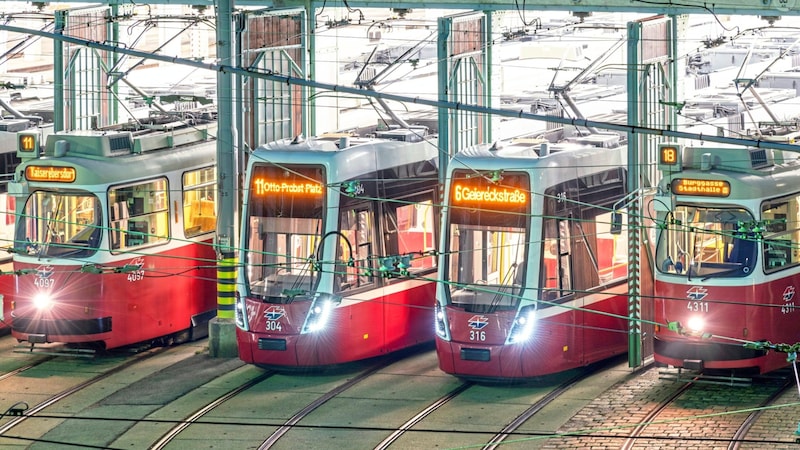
127;270;145;282
686;301;708;312
469;330;486;341
265;320;282;331
34;277;54;288
782;302;796;314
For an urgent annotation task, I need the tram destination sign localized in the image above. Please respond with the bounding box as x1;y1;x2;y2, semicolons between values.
670;178;730;197
25;166;76;183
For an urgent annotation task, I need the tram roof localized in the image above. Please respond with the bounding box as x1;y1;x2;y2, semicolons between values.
21;134;216;187
249;132;439;182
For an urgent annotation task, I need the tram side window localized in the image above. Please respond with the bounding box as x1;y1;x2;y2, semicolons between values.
762;198;800;272
183;166;217;237
384;196;437;273
574;211;628;288
338;206;375;291
109;178;169;251
542;218;572;300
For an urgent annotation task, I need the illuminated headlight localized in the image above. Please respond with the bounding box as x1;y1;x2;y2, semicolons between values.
506;305;536;344
234;291;248;330
33;293;54;310
434;304;448;339
686;316;705;334
301;294;341;333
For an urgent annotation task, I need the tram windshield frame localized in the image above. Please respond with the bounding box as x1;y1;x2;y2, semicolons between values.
655;205;757;279
15;189;102;258
444;171;530;312
244;164;325;301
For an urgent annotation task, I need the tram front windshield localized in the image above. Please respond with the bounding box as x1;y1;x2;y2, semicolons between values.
445;172;530;312
244;164;325;300
15;190;102;258
655;205;756;279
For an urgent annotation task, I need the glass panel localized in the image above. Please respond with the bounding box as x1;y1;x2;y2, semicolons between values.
338;207;374;291
183;166;217;237
391;198;437;272
244;164;325;300
108;178;169;251
762;196;800;272
655;206;756;279
247;216;321;298
15;190;101;258
447;223;526;312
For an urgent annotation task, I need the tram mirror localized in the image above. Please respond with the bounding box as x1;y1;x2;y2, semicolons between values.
610;212;623;235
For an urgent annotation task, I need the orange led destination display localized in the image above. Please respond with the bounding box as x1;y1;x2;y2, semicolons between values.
252;178;323;196
25;166;76;183
671;178;730;197
452;183;527;205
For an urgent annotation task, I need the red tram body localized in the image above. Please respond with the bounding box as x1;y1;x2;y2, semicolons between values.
435;140;631;380
235;129;440;368
654;144;800;375
8;110;218;352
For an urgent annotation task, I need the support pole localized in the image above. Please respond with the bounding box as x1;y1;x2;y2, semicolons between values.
209;0;239;358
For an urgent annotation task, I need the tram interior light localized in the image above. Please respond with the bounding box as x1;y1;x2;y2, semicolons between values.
507;305;536;344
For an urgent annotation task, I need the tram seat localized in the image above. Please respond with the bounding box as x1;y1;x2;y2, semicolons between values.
727;234;755;265
188;199;217;233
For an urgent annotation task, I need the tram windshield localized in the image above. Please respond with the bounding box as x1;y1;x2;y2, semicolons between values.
655;205;756;279
15;190;102;258
445;171;530;312
244;164;325;300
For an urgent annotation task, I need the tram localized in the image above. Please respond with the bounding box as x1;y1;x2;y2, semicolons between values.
434;138;630;380
654;143;800;375
234;127;440;368
8;109;218;353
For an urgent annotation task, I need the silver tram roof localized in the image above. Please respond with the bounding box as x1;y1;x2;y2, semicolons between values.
248;130;439;182
447;138;627;176
17;117;217;186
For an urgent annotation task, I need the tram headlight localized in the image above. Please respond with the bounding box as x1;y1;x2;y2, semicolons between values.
686;316;705;334
302;293;341;334
234;291;249;330
434;304;448;339
33;293;54;310
507;305;536;344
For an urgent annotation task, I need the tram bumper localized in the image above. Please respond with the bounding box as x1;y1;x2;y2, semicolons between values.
436;338;526;379
654;336;768;370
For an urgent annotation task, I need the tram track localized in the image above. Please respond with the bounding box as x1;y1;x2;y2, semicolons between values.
149;369;277;450
0;347;168;440
374;381;474;450
619;371;793;450
727;376;794;450
482;368;599;450
104;348;441;449
259;355;410;449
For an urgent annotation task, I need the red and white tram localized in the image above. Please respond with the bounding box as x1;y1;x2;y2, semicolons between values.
234;128;440;368
434;139;630;380
654;143;800;374
8;110;218;352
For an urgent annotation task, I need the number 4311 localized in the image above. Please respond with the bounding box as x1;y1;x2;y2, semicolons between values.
687;301;708;312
